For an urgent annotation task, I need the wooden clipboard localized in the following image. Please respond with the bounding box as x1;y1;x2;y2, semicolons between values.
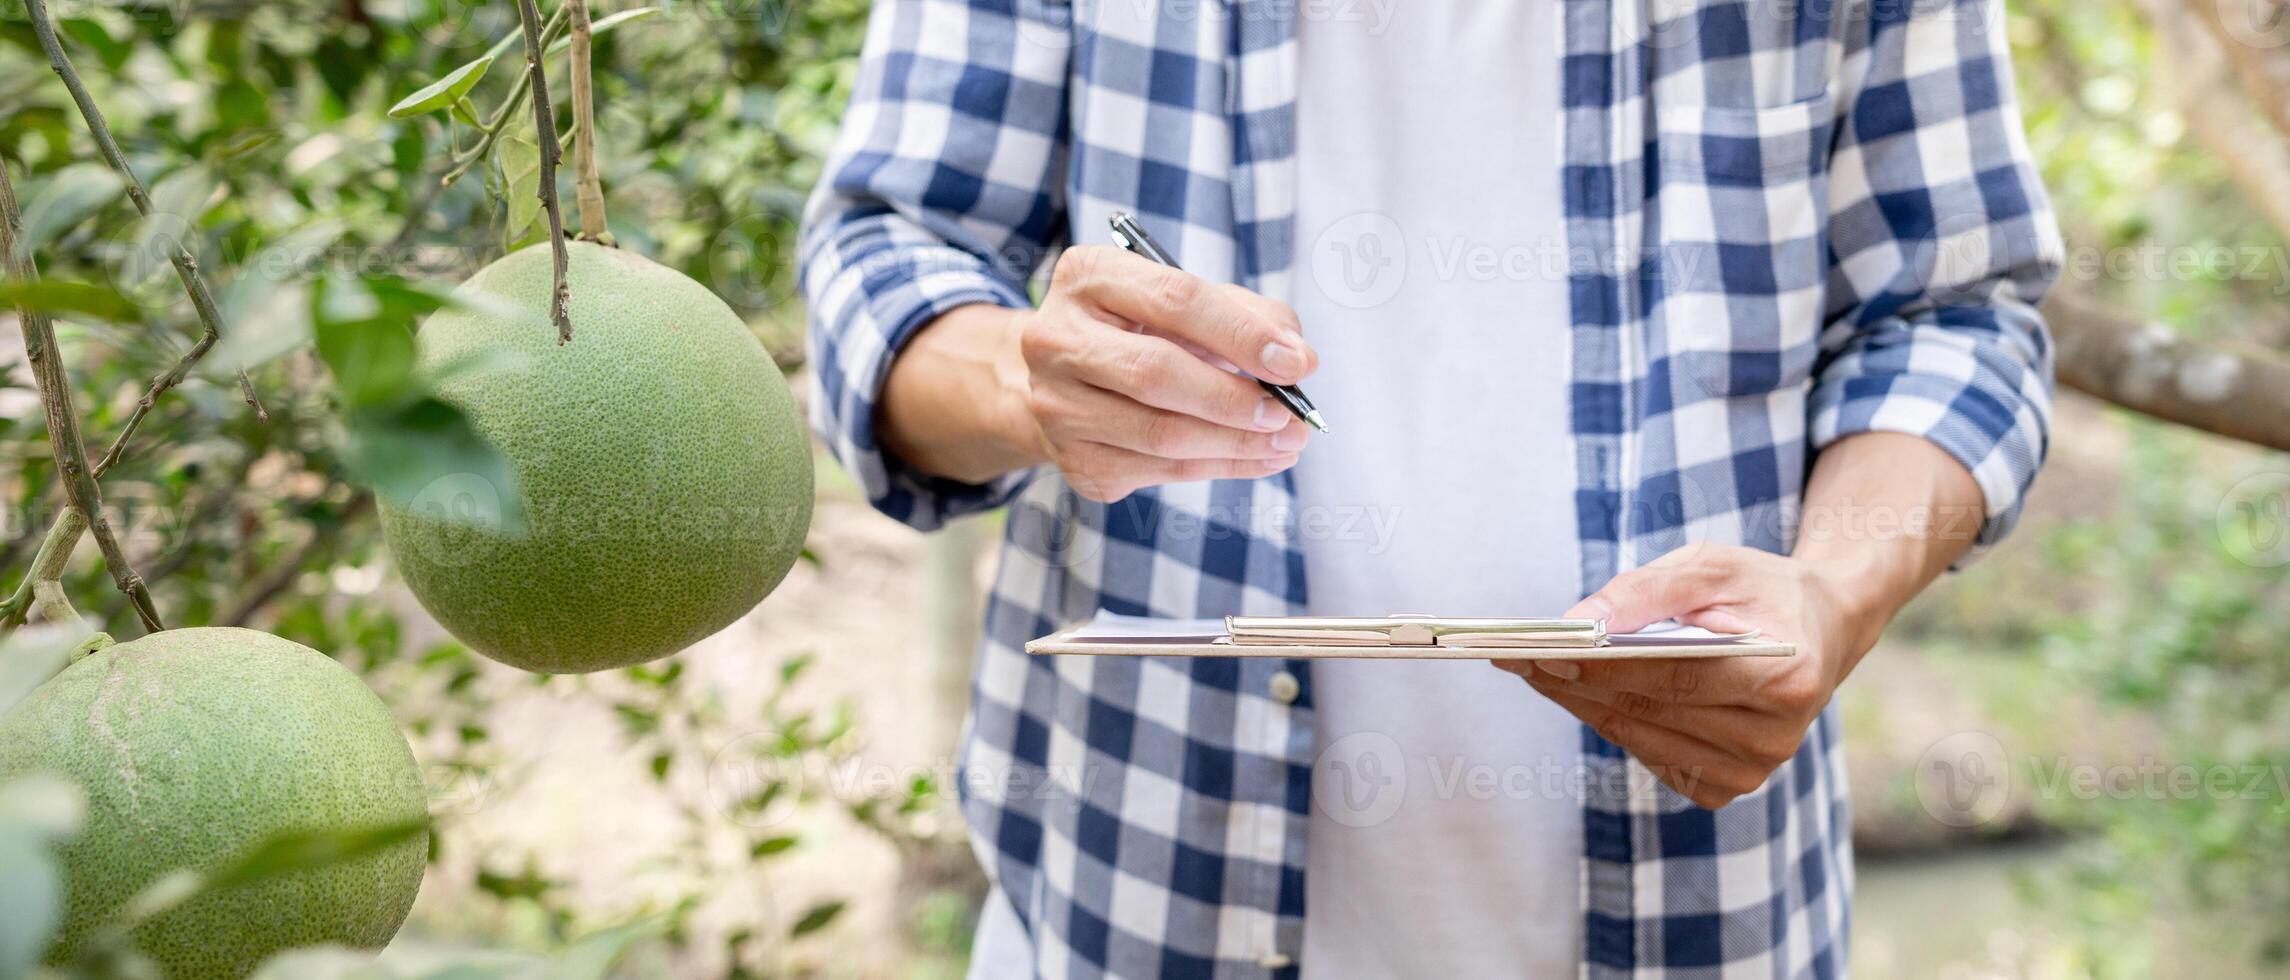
1023;626;1796;661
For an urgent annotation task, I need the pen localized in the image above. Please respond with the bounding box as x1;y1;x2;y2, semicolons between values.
1106;211;1330;434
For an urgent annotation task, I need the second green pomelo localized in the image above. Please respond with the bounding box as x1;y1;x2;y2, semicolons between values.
0;628;427;978
380;241;813;673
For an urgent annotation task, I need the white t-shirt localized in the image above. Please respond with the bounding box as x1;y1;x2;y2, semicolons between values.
970;4;1580;976
1290;1;1583;977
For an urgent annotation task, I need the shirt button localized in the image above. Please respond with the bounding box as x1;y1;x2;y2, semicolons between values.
1258;952;1294;970
1268;670;1300;704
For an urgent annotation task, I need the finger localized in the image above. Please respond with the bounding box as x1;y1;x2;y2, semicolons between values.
1564;560;1733;633
1052;382;1310;460
1528;670;1749;733
1532;685;1769;807
1214;283;1311;353
1678;606;1759;636
1155;285;1303;372
1531;685;1741;787
1060;442;1302;501
1050;325;1293;433
1530;656;1774;707
1531;673;1812;770
1054;245;1317;384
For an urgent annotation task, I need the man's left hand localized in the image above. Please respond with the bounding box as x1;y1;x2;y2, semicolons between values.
1496;543;1885;809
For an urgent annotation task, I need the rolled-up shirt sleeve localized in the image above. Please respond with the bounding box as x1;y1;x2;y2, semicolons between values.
798;0;1071;531
1811;0;2064;558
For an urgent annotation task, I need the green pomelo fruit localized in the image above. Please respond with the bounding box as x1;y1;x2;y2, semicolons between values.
378;241;813;673
0;628;427;978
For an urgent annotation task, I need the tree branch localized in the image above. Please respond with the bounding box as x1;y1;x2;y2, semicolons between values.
25;0;266;422
0;161;164;633
92;330;225;479
513;0;574;343
2138;0;2290;243
2044;290;2290;452
567;0;611;243
2184;0;2290;149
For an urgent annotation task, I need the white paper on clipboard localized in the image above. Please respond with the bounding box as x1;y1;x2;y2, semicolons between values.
1061;611;1758;646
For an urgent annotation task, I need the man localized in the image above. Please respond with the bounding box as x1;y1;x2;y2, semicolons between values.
801;0;2058;974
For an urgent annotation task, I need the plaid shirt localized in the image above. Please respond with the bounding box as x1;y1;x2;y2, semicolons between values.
801;0;2059;975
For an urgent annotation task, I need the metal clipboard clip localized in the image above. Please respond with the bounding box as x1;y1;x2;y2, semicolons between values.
1222;614;1610;649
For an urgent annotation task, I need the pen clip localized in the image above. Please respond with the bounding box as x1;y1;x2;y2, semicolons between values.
1108;211;1176;266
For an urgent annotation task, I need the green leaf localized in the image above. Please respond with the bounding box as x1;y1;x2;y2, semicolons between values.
0;280;142;322
552;918;665;980
119;166;217;291
308;272;467;408
779;653;814;686
789;900;845;938
341;397;526;534
15;164;122;254
202;818;429;893
547;7;661;54
0;627;77;721
58;19;132;71
311;277;418;408
0;832;63;978
255;944;514;980
207;220;345;372
0;775;85;846
476;863;556;901
388;54;497;119
498;134;542;245
614;703;660;735
316;319;417;409
749;835;798;857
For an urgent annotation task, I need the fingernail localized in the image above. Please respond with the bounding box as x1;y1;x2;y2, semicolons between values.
1252;398;1286;431
1537;660;1580;680
1272;426;1306;452
1261;342;1305;381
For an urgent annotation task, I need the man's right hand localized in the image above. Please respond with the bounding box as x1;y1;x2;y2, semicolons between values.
1014;245;1318;502
877;244;1318;503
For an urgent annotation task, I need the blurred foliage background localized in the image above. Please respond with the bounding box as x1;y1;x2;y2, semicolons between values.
0;0;2287;976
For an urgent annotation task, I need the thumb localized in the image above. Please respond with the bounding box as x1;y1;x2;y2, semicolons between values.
1564;563;1726;634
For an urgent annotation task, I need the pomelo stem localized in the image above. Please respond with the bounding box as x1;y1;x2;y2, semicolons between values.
568;0;613;245
513;0;575;343
25;506;90;636
2;505;83;629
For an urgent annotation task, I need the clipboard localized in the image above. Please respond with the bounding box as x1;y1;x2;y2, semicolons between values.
1025;613;1796;660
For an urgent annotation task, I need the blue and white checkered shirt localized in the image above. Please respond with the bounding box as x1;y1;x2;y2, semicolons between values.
801;0;2059;975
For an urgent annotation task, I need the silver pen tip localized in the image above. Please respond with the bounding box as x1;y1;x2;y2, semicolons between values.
1303;410;1330;434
